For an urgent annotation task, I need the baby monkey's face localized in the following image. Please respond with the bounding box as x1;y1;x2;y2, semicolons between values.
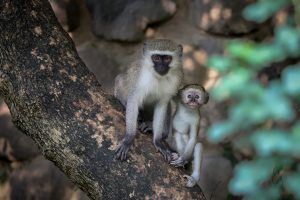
181;86;209;109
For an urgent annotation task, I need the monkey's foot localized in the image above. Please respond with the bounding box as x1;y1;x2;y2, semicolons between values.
171;152;180;161
170;156;187;167
115;142;131;161
160;149;172;162
183;175;197;187
139;121;153;134
154;140;172;162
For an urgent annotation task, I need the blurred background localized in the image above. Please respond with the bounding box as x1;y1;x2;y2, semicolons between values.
0;0;299;199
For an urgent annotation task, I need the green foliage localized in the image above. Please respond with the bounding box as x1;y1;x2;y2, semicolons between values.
282;64;300;96
285;172;300;199
229;159;276;194
243;0;291;22
207;0;300;199
251;129;293;156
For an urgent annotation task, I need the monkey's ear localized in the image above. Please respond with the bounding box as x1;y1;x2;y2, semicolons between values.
204;91;209;104
177;44;183;57
177;87;185;97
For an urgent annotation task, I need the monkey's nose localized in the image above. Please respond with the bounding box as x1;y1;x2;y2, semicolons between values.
155;64;170;76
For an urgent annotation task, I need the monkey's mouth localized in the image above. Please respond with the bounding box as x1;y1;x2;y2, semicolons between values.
154;65;170;76
187;102;199;109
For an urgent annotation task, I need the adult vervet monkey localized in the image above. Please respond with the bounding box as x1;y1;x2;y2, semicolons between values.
114;39;184;161
167;84;209;187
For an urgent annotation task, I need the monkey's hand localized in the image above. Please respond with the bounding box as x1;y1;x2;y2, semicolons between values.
139;121;153;133
171;152;180;160
115;140;132;161
170;156;188;167
183;175;197;187
154;140;172;162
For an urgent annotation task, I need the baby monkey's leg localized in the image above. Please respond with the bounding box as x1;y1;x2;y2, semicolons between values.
138;105;154;134
138;120;153;133
170;131;186;163
184;143;203;187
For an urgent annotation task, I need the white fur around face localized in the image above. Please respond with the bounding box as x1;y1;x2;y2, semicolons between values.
148;50;175;55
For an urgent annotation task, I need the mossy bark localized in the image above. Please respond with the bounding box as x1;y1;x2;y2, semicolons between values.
0;0;206;199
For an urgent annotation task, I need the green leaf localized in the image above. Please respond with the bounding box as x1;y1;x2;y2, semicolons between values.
212;68;253;100
229;159;275;195
251;129;292;156
282;64;300;96
228;81;294;125
290;123;300;155
207;55;235;72
230;99;268;125
228;41;283;66
250;45;284;66
275;26;300;57
284;173;300;198
208;121;236;142
228;41;255;61
243;0;291;23
243;82;265;98
292;122;300;135
261;82;295;121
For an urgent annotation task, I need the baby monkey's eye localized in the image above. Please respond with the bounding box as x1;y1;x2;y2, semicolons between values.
195;95;199;99
187;94;192;99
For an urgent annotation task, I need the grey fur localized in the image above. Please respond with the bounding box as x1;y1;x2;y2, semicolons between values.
114;39;183;161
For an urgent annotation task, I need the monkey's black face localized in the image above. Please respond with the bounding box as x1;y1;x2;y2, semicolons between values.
151;54;172;76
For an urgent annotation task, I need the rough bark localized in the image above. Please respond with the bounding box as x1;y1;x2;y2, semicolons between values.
0;1;206;199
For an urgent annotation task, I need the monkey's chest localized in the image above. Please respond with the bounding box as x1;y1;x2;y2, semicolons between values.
173;123;189;136
172;114;190;134
138;73;179;103
172;106;198;134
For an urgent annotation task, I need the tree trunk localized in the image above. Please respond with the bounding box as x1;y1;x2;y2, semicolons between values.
0;1;206;199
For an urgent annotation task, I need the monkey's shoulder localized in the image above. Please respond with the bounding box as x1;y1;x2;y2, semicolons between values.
125;62;140;80
119;62;140;94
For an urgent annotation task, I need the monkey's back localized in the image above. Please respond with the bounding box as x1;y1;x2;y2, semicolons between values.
114;61;141;106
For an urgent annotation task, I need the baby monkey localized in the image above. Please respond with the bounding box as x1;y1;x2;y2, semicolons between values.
166;84;209;187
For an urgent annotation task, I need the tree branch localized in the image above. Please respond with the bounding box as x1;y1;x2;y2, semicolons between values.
0;0;206;199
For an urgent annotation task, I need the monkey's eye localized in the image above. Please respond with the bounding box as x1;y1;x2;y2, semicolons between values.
163;55;172;63
152;55;161;62
195;95;199;99
187;94;192;99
